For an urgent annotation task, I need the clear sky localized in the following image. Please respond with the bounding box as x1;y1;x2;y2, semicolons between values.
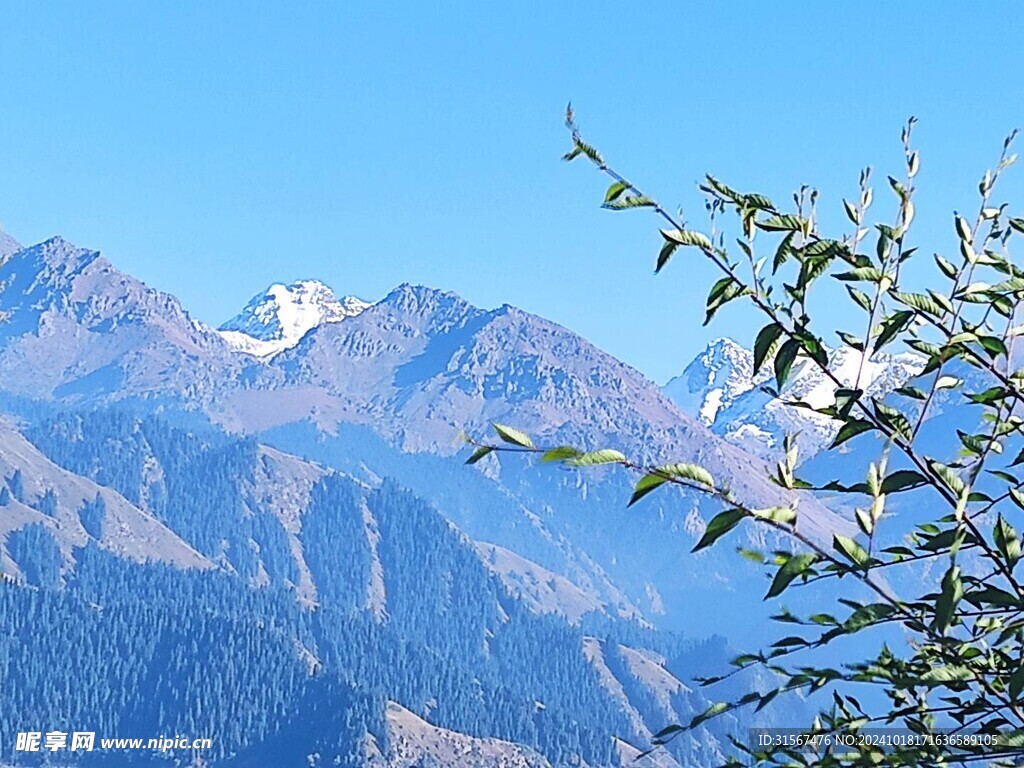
2;2;1023;383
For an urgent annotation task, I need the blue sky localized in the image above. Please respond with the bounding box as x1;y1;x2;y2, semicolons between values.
2;2;1023;382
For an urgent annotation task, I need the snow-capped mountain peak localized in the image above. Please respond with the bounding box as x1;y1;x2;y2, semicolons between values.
218;279;370;357
665;338;924;461
662;337;755;425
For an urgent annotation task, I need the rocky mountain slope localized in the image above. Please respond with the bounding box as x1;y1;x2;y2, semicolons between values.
0;236;246;405
0;418;210;574
372;702;553;768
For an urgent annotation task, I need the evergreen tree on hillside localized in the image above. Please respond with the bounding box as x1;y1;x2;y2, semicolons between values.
6;469;24;503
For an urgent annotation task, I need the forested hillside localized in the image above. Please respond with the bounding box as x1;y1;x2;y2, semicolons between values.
0;412;767;766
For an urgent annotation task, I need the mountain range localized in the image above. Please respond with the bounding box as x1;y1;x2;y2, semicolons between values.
0;231;863;766
0;235;852;631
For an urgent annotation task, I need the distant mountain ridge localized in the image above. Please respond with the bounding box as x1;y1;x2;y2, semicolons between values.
0;235;244;403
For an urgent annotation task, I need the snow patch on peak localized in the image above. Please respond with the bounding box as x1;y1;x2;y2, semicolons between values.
218;279;369;358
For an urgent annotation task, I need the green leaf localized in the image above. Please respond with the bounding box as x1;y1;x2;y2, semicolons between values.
657;463;715;488
705;276;734;307
540;446;583;463
873;310;913;352
797;333;829;368
996;514;1022;571
745;193;775;210
965;386;1009;405
492;424;534;449
651;724;683;741
928;290;954;314
628;473;667;506
836;331;864;351
843;199;860;224
704;278;752;325
920;664;972;684
834;535;870;568
1010;488;1024;509
754;689;780;712
895;385;926;399
566;449;626;467
844;603;896;633
738;548;766;564
873;402;912;440
994;277;1024;293
967;585;1019;608
765;553;819;599
660;229;712;250
603;181;628;204
855;509;873;535
1010;666;1024;700
757;214;807;232
689;701;729;728
753;506;796;526
561;146;582;162
894;291;946;316
831;419;874;448
655;241;679;274
847;286;873;311
753;323;784;375
692;508;747;552
773;232;795;273
933;564;963;634
979;335;1009;358
774;338;800;389
836;267;885;283
935;253;958;279
928;460;965;495
957;429;985;455
701;176;742;203
956;214;973;241
602;194;655;210
465;446;493;465
880;470;927;493
570;139;603;165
